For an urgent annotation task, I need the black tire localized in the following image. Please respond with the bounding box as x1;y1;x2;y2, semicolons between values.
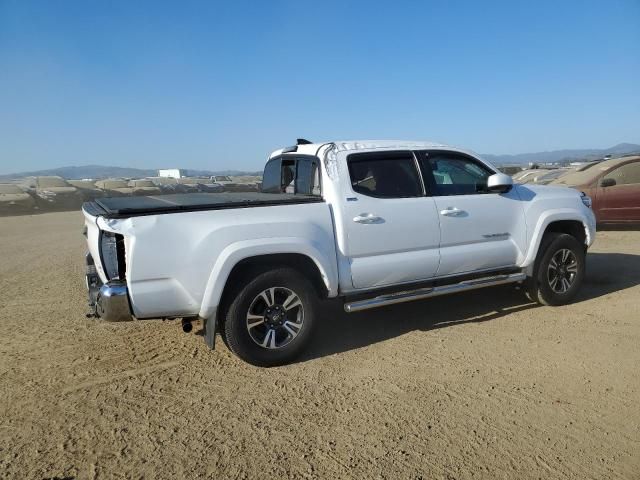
221;267;318;367
525;232;585;306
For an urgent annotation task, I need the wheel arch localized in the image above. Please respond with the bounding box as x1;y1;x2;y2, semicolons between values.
523;211;593;272
199;239;338;322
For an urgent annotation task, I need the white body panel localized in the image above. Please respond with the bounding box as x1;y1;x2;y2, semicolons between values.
434;190;527;276
84;140;596;324
86;202;338;319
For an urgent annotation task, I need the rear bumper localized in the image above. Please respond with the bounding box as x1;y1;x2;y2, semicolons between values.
96;281;132;322
86;253;132;322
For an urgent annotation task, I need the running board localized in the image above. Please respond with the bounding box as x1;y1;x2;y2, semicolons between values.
344;272;527;313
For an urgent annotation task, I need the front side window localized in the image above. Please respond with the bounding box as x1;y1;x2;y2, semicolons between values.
603;161;640;186
347;152;423;198
418;153;493;196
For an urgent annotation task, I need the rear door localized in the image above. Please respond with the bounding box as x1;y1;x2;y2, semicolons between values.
596;160;640;223
340;150;441;289
416;150;527;276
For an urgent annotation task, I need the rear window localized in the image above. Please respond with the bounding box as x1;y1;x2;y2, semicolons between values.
261;156;321;195
347;152;423;198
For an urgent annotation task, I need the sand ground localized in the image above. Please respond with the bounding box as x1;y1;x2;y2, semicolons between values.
0;211;639;479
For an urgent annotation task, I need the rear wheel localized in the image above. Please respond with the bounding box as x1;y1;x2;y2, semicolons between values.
526;233;585;306
222;268;318;367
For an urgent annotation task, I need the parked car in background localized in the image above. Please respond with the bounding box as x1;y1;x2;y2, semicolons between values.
512;169;551;184
128;179;162;196
188;177;224;193
530;168;571;185
148;176;183;194
22;176;83;210
0;184;36;215
550;156;640;225
574;161;602;172
211;175;233;184
95;179;135;196
176;177;210;192
68;180;107;202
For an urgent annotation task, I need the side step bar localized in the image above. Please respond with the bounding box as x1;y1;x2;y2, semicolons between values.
344;272;527;313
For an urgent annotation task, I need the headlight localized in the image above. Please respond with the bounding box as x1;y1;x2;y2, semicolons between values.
100;231;124;280
580;192;592;208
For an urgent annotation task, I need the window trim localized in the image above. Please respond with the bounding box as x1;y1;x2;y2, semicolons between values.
415;149;497;197
346;150;427;199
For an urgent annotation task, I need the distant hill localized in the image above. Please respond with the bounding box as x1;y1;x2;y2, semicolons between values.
2;142;639;180
482;143;640;166
0;165;262;181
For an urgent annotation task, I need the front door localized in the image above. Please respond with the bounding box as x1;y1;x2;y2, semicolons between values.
596;160;640;223
340;150;441;289
416;150;527;276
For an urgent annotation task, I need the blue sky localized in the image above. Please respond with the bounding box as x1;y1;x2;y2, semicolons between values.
1;0;639;173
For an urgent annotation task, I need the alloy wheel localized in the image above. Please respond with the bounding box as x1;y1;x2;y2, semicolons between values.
246;287;304;349
547;248;578;294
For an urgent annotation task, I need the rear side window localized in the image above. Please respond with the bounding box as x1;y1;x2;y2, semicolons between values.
603;161;640;185
347;152;423;198
418;152;493;196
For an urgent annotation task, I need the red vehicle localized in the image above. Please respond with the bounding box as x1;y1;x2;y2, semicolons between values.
551;156;640;225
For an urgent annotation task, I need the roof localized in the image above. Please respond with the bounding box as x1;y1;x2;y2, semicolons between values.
269;140;451;159
550;155;640;186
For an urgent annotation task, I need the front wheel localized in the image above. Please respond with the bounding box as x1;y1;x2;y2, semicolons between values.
525;233;586;306
222;268;318;367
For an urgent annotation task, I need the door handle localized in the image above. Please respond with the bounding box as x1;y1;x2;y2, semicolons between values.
440;207;467;217
353;213;383;224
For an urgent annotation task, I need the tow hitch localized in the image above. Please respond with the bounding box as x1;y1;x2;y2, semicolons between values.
181;318;193;333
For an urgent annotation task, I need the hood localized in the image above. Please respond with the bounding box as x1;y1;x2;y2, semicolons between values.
515;183;584;200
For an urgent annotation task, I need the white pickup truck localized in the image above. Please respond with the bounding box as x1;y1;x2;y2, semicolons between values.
83;140;596;366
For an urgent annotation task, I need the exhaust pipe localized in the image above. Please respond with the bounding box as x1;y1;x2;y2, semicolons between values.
181;318;193;333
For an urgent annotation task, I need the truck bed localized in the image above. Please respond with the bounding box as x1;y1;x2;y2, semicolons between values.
84;192;323;218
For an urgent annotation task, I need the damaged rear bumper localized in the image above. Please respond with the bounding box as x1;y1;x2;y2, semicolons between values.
86;253;132;322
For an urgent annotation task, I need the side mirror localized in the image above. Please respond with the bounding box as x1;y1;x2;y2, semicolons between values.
600;178;616;188
487;173;513;193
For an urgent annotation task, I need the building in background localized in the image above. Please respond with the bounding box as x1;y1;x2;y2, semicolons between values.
158;169;184;179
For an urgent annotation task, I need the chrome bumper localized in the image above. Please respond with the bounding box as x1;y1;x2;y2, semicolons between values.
86;253;132;322
96;281;132;322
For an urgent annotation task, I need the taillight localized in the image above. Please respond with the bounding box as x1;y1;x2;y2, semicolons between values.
100;232;126;280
